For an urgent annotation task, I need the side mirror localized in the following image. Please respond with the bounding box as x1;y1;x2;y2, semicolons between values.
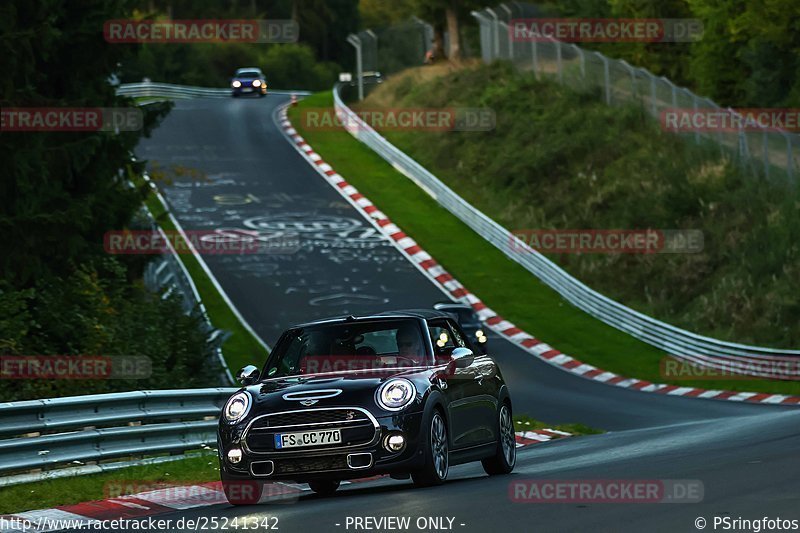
450;347;474;369
237;365;260;386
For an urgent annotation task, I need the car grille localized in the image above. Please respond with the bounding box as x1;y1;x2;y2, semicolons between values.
254;409;370;428
273;454;349;475
245;408;378;453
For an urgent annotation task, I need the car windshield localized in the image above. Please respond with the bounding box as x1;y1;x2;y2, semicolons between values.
264;318;431;378
236;70;261;78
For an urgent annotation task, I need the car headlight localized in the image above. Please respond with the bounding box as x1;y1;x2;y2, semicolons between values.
377;378;416;411
476;329;484;338
232;80;242;88
223;392;251;423
253;79;261;87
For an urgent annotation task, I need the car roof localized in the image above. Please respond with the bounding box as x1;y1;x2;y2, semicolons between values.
289;309;453;329
235;67;263;74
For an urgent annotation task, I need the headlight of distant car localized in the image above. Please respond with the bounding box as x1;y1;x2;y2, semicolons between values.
377;378;416;411
232;80;242;88
252;79;262;87
223;392;251;423
476;329;488;343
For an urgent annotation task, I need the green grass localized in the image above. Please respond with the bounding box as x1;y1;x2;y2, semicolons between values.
0;452;219;515
141;180;268;374
288;91;800;396
513;415;604;436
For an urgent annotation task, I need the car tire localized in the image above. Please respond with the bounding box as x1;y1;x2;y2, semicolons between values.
481;402;516;475
411;409;449;487
259;92;266;98
308;480;340;496
232;92;239;98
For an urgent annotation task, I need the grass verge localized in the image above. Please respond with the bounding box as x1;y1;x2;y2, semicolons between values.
287;91;799;396
514;415;604;436
0;452;219;515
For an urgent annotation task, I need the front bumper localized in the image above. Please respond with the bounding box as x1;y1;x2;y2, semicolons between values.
219;410;425;482
232;85;267;96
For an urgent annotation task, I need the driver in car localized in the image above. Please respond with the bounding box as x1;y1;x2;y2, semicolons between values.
394;325;424;366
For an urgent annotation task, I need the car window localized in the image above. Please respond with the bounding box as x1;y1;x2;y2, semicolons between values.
265;318;430;377
236;70;262;78
446;319;467;348
428;319;459;359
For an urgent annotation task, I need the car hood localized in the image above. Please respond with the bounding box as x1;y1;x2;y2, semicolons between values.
243;369;431;412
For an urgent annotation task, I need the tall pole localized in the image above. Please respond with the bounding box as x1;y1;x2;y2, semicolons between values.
346;34;363;101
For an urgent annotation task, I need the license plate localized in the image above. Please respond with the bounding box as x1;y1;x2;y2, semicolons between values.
274;429;342;449
242;88;253;92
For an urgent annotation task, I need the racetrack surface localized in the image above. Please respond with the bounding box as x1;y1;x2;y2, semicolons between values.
128;95;800;532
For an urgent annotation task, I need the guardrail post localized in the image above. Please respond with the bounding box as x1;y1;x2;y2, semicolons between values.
486;8;500;59
647;70;657;116
594;52;611;105
555;39;563;83
574;45;585;80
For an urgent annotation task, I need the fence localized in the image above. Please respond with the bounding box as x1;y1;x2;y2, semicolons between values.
332;83;800;364
0;389;235;476
348;19;434;79
470;3;798;182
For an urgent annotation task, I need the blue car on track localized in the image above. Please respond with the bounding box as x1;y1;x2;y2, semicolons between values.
231;67;267;97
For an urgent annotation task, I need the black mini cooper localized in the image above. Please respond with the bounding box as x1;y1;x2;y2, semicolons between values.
217;309;515;502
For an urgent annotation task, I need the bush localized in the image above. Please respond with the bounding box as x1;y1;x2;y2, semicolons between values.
0;258;220;401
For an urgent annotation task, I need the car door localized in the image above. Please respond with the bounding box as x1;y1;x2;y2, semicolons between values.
430;319;495;448
447;318;498;445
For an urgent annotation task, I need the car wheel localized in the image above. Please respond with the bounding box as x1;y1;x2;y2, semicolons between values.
308;480;340;496
412;410;448;487
482;402;516;475
259;92;266;98
232;92;239;97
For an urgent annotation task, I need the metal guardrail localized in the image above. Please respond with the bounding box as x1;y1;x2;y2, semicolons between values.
0;389;236;475
117;81;311;99
332;84;800;361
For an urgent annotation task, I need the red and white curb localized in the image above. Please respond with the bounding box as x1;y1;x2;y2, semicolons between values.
277;105;800;407
0;436;557;531
515;428;571;447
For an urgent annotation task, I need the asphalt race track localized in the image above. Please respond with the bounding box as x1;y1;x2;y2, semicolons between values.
126;95;800;533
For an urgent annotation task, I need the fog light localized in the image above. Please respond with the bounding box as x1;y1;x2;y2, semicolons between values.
227;447;243;464
384;433;405;452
